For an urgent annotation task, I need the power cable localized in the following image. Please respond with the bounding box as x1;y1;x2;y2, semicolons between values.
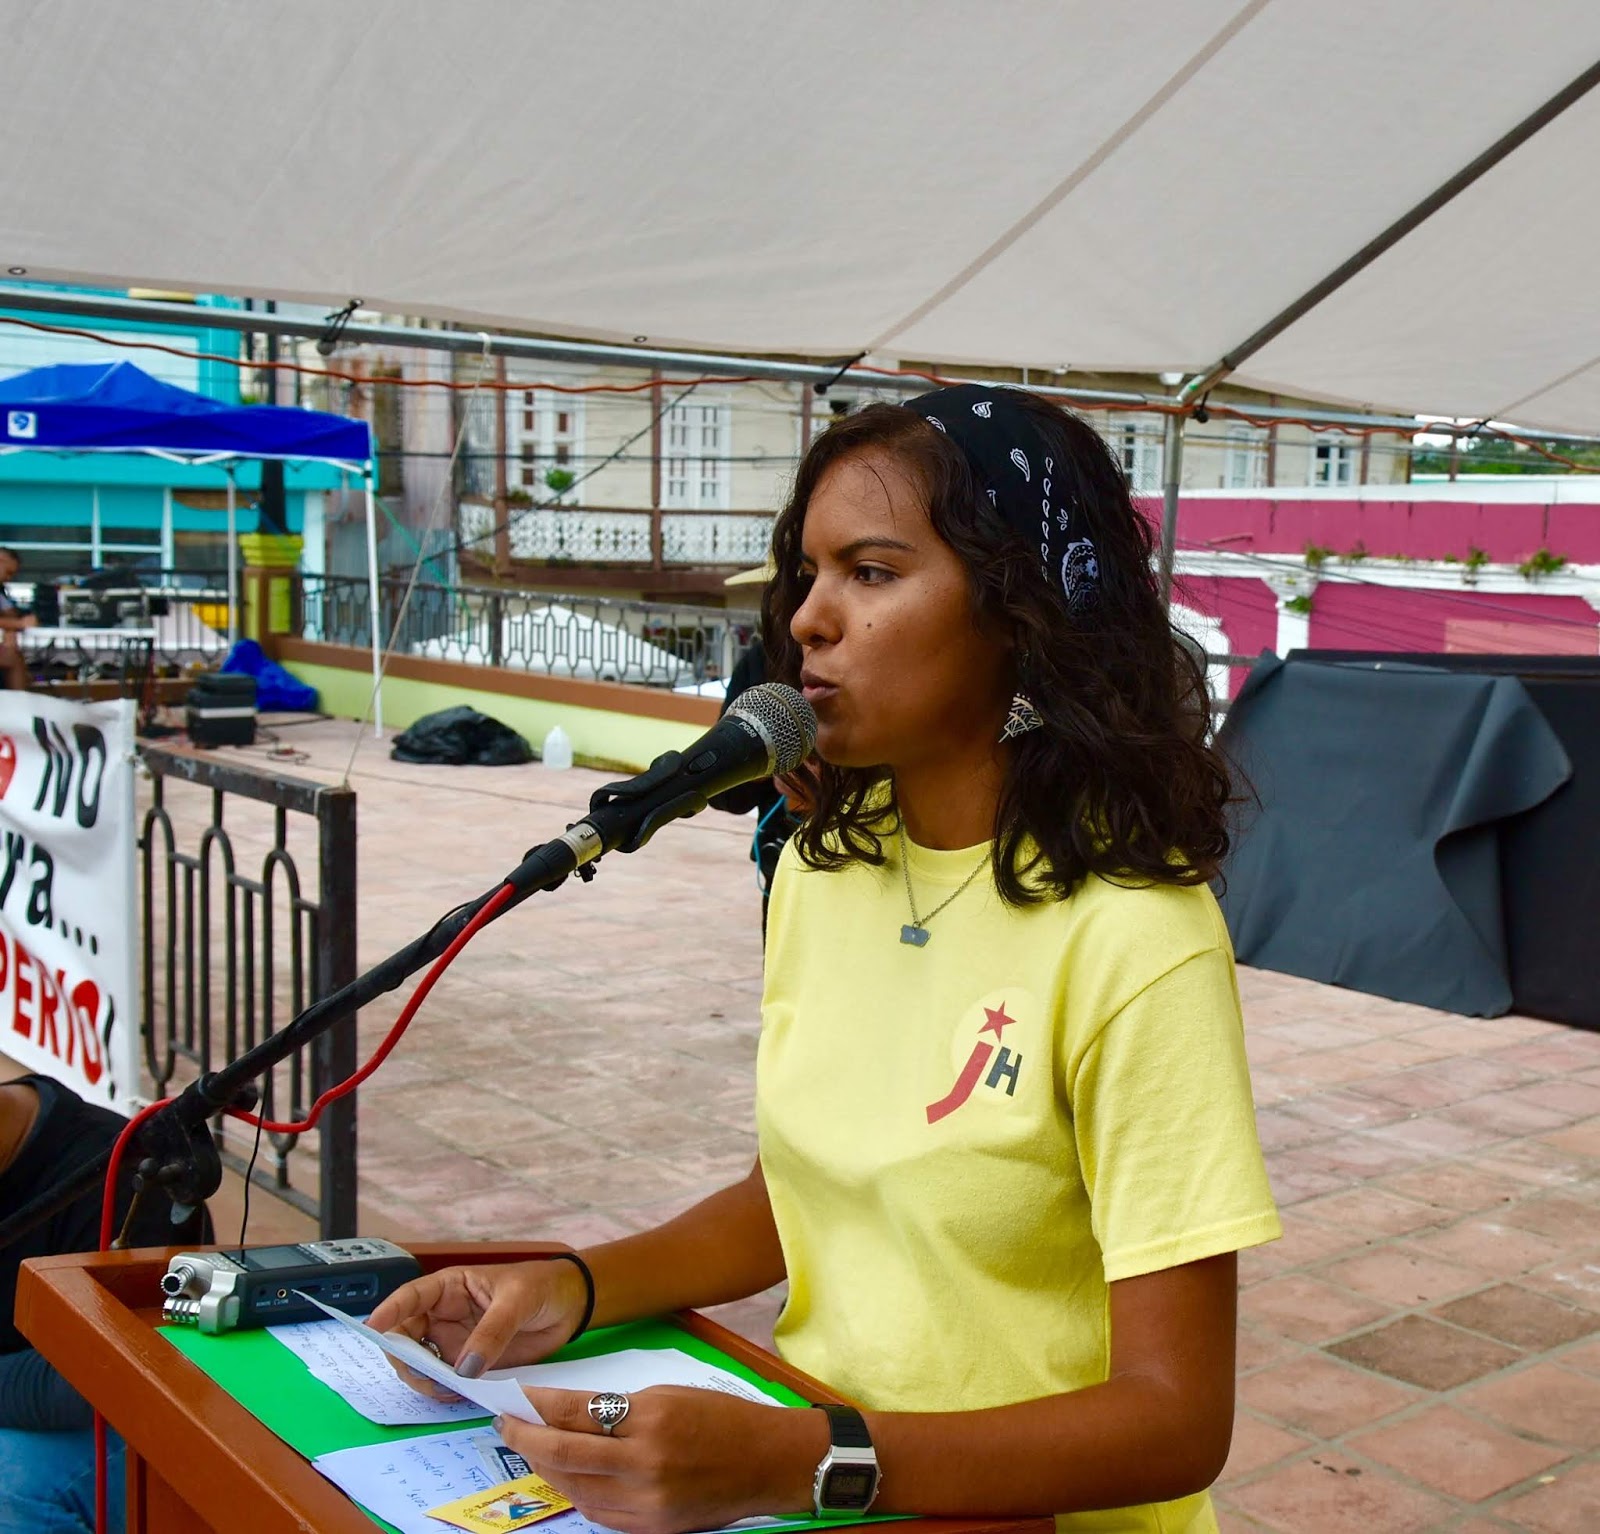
13;309;1596;462
0;311;764;397
3;306;1594;638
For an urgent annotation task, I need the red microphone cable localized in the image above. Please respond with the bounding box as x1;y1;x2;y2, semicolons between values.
92;879;518;1534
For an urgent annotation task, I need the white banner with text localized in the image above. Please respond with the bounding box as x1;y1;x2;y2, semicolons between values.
0;692;138;1112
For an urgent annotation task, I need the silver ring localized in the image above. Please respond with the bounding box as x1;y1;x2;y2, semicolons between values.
420;1336;443;1360
587;1391;630;1434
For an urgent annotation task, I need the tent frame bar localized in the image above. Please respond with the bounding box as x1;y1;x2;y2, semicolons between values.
1158;413;1185;605
0;441;366;469
6;286;1600;447
0;285;1154;403
225;464;238;644
1179;54;1600;407
362;469;383;737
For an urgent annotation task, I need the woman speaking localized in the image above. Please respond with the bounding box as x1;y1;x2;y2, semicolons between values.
372;385;1279;1534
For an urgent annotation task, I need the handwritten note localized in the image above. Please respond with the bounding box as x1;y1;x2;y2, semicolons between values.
291;1291;545;1423
314;1428;551;1534
314;1428;792;1534
269;1314;487;1426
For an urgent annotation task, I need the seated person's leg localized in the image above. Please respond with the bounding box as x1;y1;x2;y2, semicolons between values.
0;1425;126;1534
0;634;26;691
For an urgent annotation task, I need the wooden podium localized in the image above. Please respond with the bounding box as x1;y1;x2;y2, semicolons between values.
18;1242;1053;1534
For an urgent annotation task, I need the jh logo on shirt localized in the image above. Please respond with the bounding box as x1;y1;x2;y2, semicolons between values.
926;995;1029;1124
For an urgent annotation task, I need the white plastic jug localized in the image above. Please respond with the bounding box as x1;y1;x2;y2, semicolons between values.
541;724;573;770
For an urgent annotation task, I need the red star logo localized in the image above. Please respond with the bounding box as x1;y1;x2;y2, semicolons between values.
978;1004;1014;1039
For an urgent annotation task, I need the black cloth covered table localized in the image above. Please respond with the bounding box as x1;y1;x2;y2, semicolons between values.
1217;656;1571;1018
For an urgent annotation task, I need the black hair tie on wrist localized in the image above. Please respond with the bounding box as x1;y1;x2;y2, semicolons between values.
547;1250;596;1343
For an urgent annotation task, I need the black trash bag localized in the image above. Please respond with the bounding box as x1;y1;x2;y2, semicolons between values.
390;705;535;766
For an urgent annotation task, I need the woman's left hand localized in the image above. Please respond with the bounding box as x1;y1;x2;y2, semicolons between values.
500;1385;825;1534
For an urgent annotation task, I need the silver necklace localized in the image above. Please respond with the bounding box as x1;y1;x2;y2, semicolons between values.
898;822;989;947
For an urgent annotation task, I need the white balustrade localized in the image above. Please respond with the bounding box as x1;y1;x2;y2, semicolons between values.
458;504;772;565
662;514;774;565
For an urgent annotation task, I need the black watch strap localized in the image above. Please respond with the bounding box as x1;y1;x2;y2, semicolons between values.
821;1403;872;1449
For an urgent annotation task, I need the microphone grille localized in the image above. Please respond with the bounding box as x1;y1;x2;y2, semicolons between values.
729;683;817;776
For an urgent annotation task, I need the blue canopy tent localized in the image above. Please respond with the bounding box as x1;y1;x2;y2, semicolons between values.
0;360;384;727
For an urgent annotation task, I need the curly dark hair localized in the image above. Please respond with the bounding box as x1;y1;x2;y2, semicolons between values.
760;393;1232;905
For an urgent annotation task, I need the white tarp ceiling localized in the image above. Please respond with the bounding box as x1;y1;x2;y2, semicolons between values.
5;1;1600;431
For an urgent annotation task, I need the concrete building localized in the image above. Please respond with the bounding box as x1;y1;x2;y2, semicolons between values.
326;341;1412;607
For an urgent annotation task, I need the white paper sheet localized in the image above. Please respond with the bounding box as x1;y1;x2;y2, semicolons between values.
292;1291;545;1424
496;1348;780;1405
268;1315;487;1427
313;1427;793;1534
291;1290;789;1429
313;1427;579;1534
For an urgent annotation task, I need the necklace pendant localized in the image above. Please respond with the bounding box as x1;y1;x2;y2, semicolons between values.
900;923;931;947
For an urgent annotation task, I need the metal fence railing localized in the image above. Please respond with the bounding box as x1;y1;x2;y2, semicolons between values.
301;572;758;691
24;571;237;688
139;744;359;1237
298;571;1264;706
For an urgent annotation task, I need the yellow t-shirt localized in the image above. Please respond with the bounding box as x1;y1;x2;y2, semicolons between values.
757;832;1281;1534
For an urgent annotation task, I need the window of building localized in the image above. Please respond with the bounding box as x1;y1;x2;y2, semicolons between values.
1117;422;1164;494
1224;425;1267;489
172;529;232;575
0;329;200;391
510;390;585;500
1312;434;1356;486
0;499;164;583
664;402;731;510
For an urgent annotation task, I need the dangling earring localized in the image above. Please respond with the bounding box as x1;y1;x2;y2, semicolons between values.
1000;692;1043;742
1000;649;1044;743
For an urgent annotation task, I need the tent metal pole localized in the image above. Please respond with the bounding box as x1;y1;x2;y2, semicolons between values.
225;466;238;645
9;284;1600;448
1180;55;1600;406
9;287;1600;447
0;284;1163;408
1158;412;1185;607
363;469;383;736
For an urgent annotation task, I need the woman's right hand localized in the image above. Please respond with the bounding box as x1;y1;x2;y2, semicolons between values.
366;1257;589;1393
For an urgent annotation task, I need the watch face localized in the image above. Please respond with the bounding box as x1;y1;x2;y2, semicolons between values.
822;1466;878;1509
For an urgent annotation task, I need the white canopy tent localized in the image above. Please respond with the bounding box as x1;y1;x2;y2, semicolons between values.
5;1;1600;438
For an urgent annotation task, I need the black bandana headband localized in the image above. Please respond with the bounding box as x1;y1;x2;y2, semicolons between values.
902;383;1100;611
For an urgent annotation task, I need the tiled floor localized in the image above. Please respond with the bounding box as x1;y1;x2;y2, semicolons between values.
33;717;1600;1530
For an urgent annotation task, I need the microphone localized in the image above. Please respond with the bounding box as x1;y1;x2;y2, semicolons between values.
517;682;816;885
0;687;814;1252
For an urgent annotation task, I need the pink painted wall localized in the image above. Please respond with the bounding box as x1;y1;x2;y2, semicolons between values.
1175;495;1600;565
1144;492;1600;695
1308;586;1600;657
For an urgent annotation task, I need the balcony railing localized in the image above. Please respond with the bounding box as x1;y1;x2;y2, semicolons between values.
301;573;758;690
299;571;1260;712
456;502;774;568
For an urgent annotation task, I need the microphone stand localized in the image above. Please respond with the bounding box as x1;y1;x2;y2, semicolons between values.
0;755;718;1252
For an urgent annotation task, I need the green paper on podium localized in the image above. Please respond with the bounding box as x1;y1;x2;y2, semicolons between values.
160;1316;896;1533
